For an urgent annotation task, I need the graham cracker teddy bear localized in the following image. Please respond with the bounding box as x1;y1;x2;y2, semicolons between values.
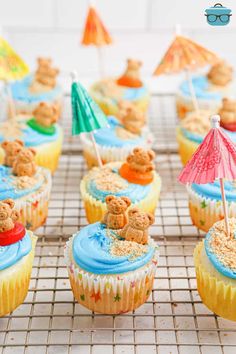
127;148;155;173
120;207;154;245
1;139;24;167
35;57;59;88
118;101;146;135
207;61;233;86
0;199;19;233
102;195;131;229
13;147;37;177
219;98;236;124
117;59;143;88
33;102;59;127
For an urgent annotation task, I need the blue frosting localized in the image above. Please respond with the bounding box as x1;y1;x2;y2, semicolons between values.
181;126;236;144
0;120;61;147
87;167;151;203
192;180;236;202
123;86;148;101
0;231;32;271
10;75;62;103
72;222;155;274
94;117;145;147
0;165;43;200
205;230;236;279
179;75;223;101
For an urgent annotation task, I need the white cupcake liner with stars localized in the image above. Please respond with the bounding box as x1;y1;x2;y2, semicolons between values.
80;131;154;164
64;236;159;295
187;184;236;220
14;168;52;229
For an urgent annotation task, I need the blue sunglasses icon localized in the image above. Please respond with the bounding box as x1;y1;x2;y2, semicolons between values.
205;3;232;26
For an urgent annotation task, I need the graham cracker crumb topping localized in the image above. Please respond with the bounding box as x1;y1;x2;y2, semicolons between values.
209;218;236;271
88;166;128;192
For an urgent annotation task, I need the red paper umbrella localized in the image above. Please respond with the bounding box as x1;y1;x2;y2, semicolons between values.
179;115;236;236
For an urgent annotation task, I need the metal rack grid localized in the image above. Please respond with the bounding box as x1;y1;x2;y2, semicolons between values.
1;94;236;354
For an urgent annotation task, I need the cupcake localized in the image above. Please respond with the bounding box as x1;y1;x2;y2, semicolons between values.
0;141;51;230
81;116;153;168
10;57;63;116
0;199;37;316
65;201;159;314
194;219;236;321
90;59;150;116
0;102;63;173
176;60;234;119
187;180;236;232
176;107;236;165
80;147;161;223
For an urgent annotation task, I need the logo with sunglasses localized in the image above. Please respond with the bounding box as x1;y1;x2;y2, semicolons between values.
205;3;232;26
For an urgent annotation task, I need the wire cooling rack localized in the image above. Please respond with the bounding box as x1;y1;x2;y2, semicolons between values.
1;94;236;354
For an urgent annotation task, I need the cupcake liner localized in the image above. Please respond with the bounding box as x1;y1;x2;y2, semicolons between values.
0;129;63;174
187;185;236;232
176;127;199;166
0;233;37;317
65;238;159;314
10;94;63;117
194;241;236;321
81;132;153;168
80;164;161;223
14;169;52;230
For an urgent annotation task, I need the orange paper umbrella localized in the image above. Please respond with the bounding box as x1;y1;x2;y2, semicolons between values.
81;5;113;77
81;6;112;46
153;35;219;111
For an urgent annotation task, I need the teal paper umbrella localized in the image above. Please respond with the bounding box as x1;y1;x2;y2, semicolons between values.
71;72;108;167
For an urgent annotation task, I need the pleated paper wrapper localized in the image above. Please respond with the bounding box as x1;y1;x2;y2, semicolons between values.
65;237;159;314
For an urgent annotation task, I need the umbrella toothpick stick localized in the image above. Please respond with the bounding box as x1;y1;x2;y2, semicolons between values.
219;178;230;237
5;82;15;119
185;69;199;112
97;46;105;78
90;131;103;167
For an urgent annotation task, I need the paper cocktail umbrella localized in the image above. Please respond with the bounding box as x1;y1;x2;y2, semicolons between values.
179;115;236;236
0;36;29;117
71;72;108;167
81;4;113;77
153;33;219;111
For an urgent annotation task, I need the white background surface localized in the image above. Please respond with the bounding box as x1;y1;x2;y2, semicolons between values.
1;0;236;91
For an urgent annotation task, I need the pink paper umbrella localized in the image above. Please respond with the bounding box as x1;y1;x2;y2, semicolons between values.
179;115;236;236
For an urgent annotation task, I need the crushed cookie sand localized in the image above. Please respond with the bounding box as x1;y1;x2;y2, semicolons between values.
209;218;236;271
88;166;128;192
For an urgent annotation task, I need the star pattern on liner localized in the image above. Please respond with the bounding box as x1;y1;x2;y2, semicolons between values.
91;291;101;303
26;221;32;229
216;200;222;208
69;263;74;274
134;292;142;304
201;200;207;209
200;220;205;226
114;294;121;302
78;273;82;280
80;294;85;301
130;281;136;288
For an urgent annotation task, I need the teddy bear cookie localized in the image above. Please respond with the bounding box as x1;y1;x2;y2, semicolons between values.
117;59;143;88
102;195;131;229
33;102;60;127
13;147;37;177
219;98;236;131
1;139;24;167
0;199;19;233
119;147;155;185
34;57;59;89
120;207;154;245
207;60;233;87
118;101;146;135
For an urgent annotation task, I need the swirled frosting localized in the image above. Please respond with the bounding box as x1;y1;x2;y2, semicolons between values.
72;222;155;274
0;231;32;271
91;79;148;103
0;119;61;146
10;75;62;103
205;219;236;279
179;75;231;101
192;180;236;202
94;117;146;147
85;164;152;203
0;165;45;200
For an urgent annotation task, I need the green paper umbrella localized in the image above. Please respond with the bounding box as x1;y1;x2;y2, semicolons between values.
71;74;108;166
